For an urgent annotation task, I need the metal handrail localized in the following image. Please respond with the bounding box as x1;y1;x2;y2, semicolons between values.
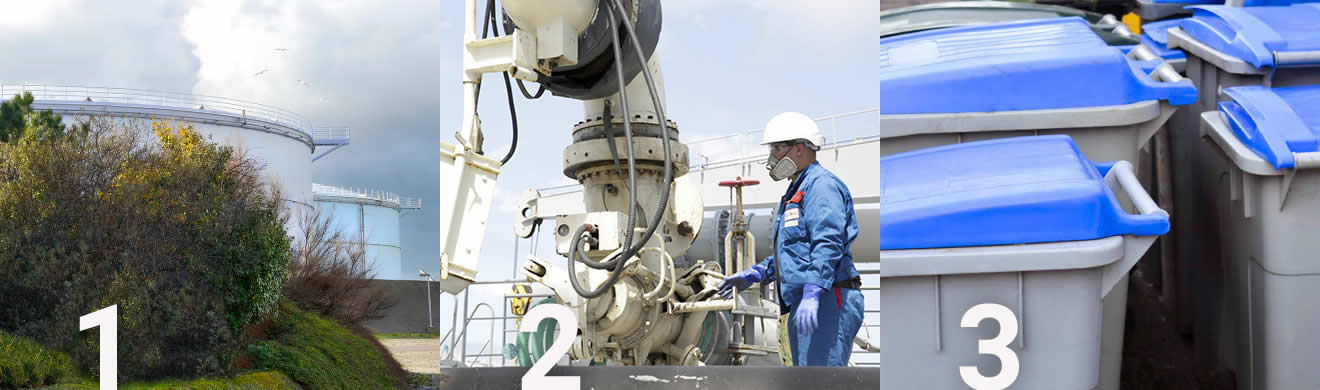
448;303;497;363
1;84;315;137
312;127;351;145
311;183;422;210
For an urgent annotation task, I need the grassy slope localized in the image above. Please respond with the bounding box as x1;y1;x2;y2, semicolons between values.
43;371;302;390
11;302;405;390
248;302;403;390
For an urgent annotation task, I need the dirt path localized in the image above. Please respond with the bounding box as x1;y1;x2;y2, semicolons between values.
381;338;449;374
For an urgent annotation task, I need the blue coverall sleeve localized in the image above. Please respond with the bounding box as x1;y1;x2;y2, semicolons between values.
754;256;775;282
802;180;848;290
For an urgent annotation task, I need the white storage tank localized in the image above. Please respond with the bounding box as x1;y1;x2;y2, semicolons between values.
2;85;351;232
312;184;422;280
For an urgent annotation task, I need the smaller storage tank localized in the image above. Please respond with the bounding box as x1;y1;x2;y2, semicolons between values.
312;184;422;280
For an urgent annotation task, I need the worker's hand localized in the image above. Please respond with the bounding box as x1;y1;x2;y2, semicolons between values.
718;268;763;298
795;284;824;336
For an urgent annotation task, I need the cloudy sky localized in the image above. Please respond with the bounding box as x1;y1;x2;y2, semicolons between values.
1;0;879;364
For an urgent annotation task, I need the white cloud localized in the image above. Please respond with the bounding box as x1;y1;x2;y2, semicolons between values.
0;0;68;33
665;0;878;48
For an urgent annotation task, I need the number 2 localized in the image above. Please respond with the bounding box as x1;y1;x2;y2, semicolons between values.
960;303;1019;390
80;305;117;390
520;303;579;390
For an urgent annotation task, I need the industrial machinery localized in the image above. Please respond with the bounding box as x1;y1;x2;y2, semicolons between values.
438;0;781;366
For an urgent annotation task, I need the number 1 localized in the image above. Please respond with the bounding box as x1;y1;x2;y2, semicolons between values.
80;305;117;390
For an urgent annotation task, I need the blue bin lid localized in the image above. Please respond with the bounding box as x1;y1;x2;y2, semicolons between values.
879;135;1170;250
878;18;1195;115
1242;0;1320;5
1218;85;1320;169
1179;5;1320;69
1150;0;1316;5
1148;0;1216;5
1140;18;1187;61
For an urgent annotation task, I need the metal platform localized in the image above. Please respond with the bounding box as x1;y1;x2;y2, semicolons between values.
429;366;880;390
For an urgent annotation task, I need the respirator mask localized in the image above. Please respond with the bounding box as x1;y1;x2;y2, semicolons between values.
766;143;799;181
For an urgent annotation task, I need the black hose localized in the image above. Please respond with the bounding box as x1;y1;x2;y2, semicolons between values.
566;224;626;298
567;0;675;298
473;0;496;112
609;0;674;256
517;79;546;99
480;1;519;165
603;103;626;180
496;71;517;165
566;1;656;296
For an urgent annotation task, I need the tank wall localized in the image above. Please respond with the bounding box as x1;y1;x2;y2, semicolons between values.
314;200;405;280
190;121;314;212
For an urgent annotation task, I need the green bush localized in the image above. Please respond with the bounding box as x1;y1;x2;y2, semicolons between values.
43;371;302;390
0;92;70;142
0;329;79;388
248;302;405;390
0;114;291;380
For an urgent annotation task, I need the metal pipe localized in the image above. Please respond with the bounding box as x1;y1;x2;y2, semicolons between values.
669;300;735;313
462;289;470;360
426;277;433;328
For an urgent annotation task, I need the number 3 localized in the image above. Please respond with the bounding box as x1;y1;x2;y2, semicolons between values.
520;303;579;390
960;303;1019;390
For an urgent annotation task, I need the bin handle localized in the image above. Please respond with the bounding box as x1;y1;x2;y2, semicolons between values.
1099;160;1168;297
1107;161;1167;218
1125;45;1196;105
1128;45;1187;85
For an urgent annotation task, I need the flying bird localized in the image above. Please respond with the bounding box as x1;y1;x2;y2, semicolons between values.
254;69;269;76
297;80;310;87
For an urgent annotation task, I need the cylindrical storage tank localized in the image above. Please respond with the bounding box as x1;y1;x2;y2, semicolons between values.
4;85;338;234
313;184;421;281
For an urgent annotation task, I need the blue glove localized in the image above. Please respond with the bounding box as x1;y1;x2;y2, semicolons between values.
795;284;825;336
718;266;764;298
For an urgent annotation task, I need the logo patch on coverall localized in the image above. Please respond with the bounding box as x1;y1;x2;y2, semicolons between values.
784;190;804;227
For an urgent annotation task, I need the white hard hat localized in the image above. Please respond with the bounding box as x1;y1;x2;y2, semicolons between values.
761;112;825;148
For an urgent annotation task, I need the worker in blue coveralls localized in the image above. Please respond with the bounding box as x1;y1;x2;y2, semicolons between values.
717;111;863;366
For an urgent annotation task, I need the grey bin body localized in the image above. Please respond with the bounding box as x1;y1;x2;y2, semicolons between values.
1159;28;1320;384
1135;0;1197;22
879;163;1164;389
878;1;1141;46
1201;111;1320;390
880;98;1177;390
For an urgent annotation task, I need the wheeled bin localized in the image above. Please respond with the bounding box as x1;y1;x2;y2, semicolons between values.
1155;4;1320;362
878;17;1194;390
879;135;1169;389
1135;0;1320;22
1200;85;1320;390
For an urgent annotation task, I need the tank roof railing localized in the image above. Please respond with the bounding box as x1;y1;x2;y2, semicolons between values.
685;107;878;170
312;127;351;146
312;183;422;210
1;84;352;146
